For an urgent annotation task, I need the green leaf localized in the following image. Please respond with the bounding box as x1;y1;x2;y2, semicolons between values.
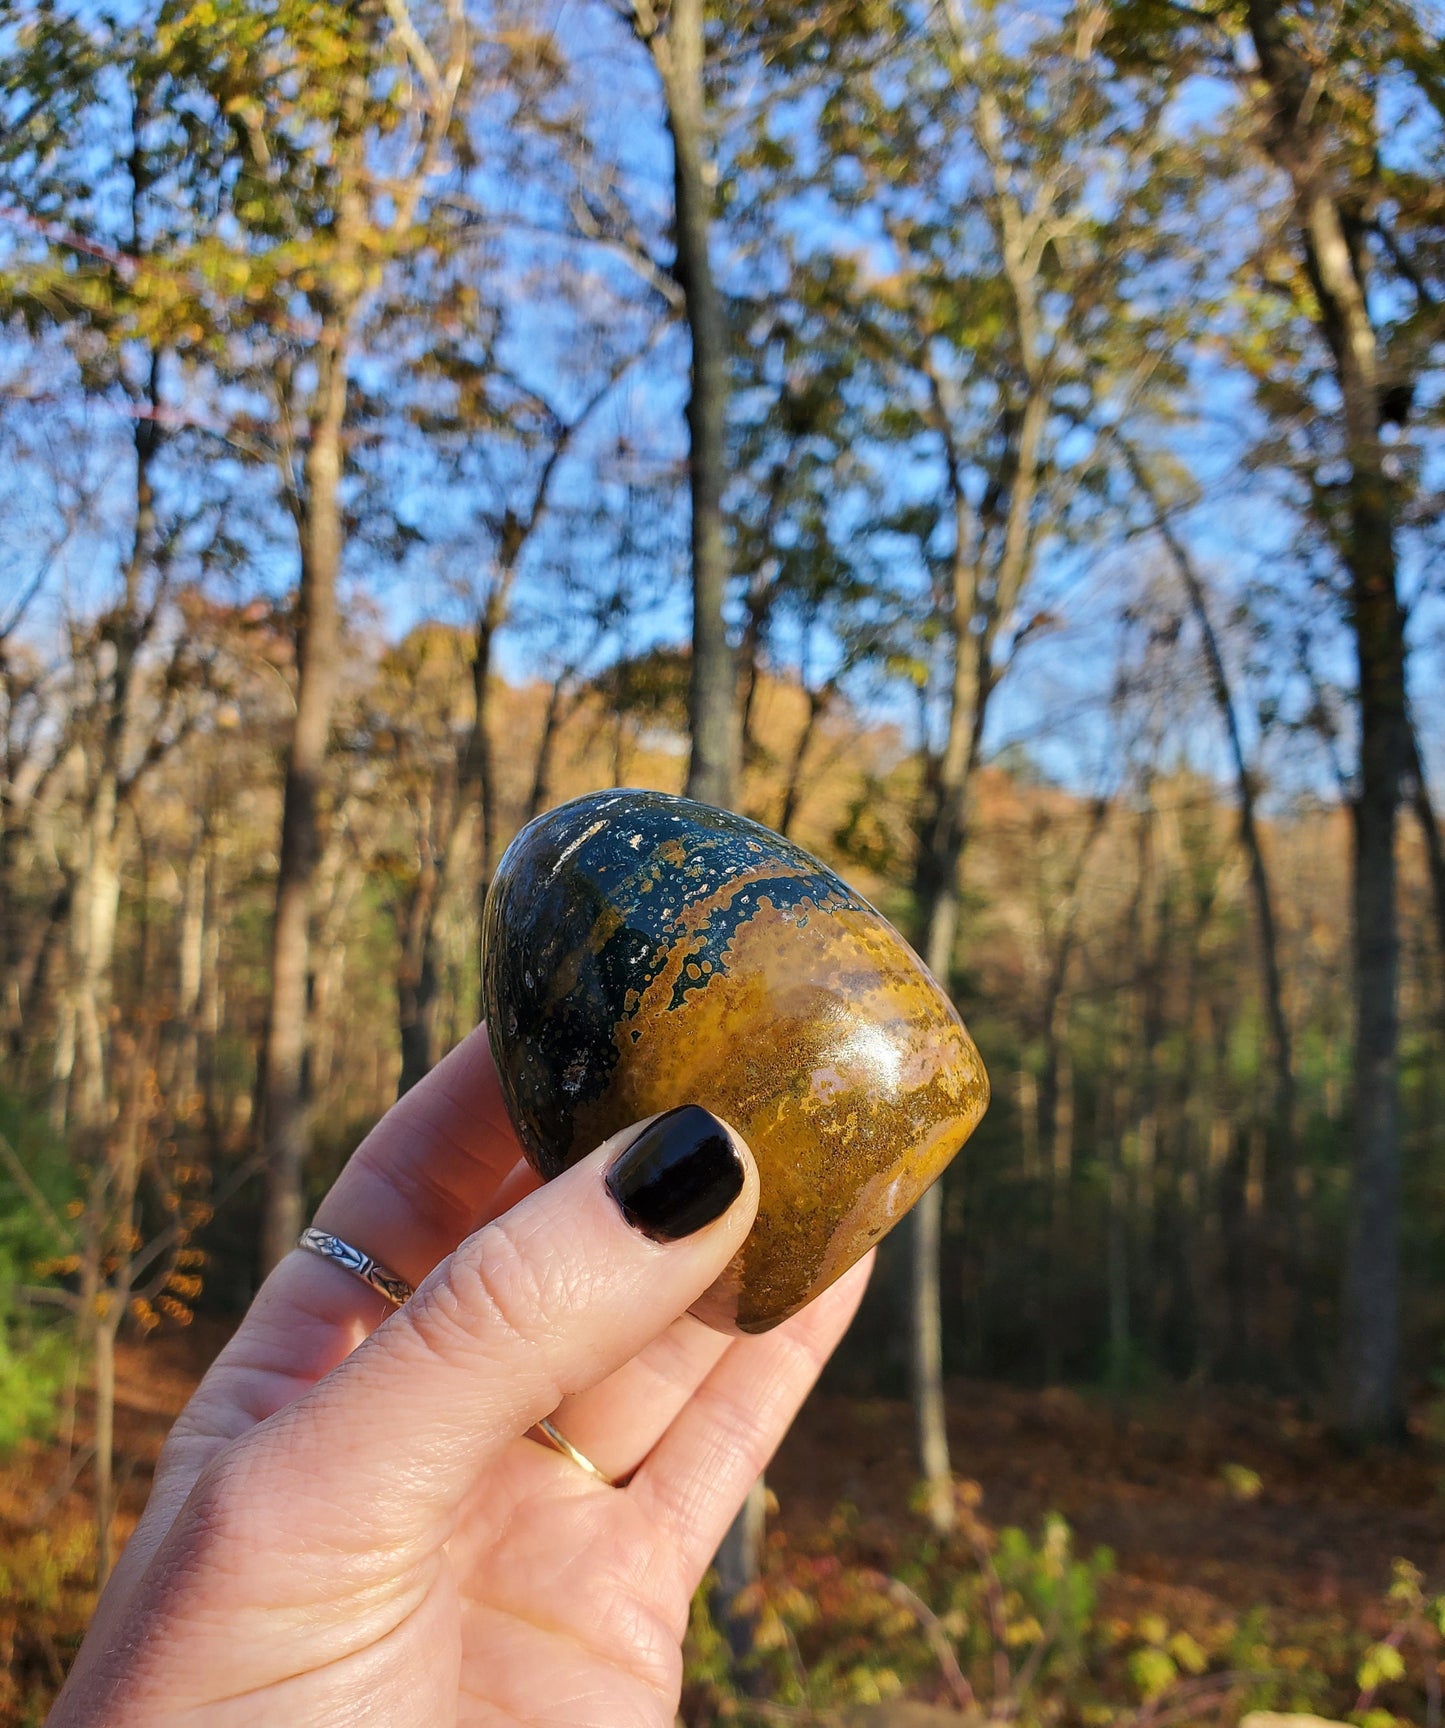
1357;1641;1407;1691
1127;1646;1177;1703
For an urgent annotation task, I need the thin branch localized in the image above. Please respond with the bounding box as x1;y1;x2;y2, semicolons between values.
383;0;443;96
857;1570;978;1713
17;1285;82;1313
0;1131;76;1249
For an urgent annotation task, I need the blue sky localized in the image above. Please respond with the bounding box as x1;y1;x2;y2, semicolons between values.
3;0;1442;816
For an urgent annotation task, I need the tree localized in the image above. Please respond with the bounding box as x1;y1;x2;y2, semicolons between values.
149;0;470;1269
746;0;1190;1524
628;0;737;807
1109;0;1445;1435
1247;0;1416;1442
0;11;215;1137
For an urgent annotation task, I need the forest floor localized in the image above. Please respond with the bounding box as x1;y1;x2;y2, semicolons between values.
777;1380;1445;1625
5;1321;1445;1725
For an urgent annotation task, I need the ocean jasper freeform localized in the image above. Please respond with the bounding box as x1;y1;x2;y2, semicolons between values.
480;789;989;1333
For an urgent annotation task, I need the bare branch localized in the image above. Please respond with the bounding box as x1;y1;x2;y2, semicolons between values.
383;0;443;96
0;1131;76;1250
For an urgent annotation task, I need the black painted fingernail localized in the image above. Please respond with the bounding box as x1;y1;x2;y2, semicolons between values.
606;1105;747;1242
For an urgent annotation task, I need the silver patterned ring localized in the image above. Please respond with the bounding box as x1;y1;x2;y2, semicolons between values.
531;1417;619;1487
297;1227;415;1307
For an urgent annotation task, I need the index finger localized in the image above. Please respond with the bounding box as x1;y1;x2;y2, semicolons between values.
186;1026;532;1434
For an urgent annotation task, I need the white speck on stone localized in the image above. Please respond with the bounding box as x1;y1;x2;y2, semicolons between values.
547;819;607;884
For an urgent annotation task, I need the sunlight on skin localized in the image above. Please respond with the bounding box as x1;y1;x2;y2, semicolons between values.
48;1027;871;1728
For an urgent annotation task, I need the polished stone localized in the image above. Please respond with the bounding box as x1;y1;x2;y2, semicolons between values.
481;789;989;1332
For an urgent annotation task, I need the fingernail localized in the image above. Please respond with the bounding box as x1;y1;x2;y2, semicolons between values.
606;1105;747;1242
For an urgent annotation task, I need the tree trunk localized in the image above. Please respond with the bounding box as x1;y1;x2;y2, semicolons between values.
92;1311;117;1588
396;781;443;1098
397;921;442;1097
168;836;206;1112
1044;1002;1074;1384
650;0;736;809
1106;1129;1131;1395
0;716;23;1050
470;591;509;997
474;607;502;888
401;577;517;1086
778;684;832;838
906;536;986;1532
67;813;122;1133
309;840;361;1108
1406;721;1445;1016
88;1030;147;1590
1303;212;1407;1440
710;1478;768;1694
259;343;348;1276
1344;566;1407;1437
199;822;224;1147
11;881;69;1068
64;358;160;1133
910;1180;953;1530
526;671;573;822
1245;0;1410;1442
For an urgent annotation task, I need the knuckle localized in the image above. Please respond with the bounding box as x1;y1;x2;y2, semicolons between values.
610;1591;683;1695
420;1214;562;1368
572;1509;683;1691
180;1441;266;1555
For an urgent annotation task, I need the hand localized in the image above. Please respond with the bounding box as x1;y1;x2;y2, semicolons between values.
48;1026;870;1727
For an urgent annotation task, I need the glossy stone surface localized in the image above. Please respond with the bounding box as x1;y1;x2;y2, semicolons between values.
481;789;990;1332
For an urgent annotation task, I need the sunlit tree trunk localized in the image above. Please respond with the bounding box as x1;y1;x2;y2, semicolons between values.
259;337;349;1275
85;1026;148;1589
61;353;160;1135
166;833;207;1113
1243;0;1411;1442
199;821;225;1147
1406;722;1445;1026
639;0;736;808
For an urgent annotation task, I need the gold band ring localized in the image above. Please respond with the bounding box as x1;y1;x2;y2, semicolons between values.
531;1417;619;1487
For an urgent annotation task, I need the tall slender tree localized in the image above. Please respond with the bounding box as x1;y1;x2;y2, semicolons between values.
152;0;469;1268
1108;0;1445;1434
749;0;1190;1523
629;0;737;806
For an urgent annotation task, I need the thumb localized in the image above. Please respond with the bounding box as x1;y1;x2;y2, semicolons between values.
227;1106;757;1544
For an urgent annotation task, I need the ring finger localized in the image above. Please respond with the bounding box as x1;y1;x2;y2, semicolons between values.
531;1309;734;1485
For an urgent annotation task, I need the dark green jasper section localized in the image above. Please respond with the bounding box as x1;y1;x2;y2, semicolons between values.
481;788;990;1332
